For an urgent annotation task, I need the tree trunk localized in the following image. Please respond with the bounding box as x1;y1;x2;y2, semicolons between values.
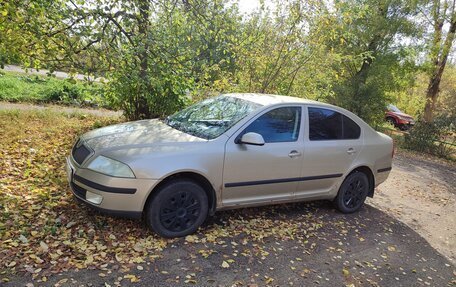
423;2;456;122
136;0;151;120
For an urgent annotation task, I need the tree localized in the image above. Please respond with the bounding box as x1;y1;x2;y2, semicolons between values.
319;0;419;124
233;0;328;97
0;0;63;67
422;0;456;122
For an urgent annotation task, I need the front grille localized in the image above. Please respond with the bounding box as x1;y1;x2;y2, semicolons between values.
72;139;91;165
71;182;86;199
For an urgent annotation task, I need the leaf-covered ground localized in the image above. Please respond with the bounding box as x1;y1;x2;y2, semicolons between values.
0;109;454;286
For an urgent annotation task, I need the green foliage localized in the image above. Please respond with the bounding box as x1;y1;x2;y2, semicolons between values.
2;0;453;127
404;115;456;159
391;64;456;119
0;72;106;107
315;0;420;125
106;59;192;119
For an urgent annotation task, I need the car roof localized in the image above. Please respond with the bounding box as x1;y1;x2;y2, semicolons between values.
224;93;368;127
224;93;327;107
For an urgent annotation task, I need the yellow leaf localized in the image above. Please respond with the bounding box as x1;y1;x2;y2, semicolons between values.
221;261;229;268
185;235;198;243
342;268;350;276
124;274;140;283
85;255;94;265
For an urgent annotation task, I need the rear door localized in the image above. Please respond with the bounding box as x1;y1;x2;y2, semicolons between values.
295;106;363;199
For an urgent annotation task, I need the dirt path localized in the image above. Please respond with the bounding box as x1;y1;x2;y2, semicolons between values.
2;65;104;82
0;102;122;117
370;150;456;264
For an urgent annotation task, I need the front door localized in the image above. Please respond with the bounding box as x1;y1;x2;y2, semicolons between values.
222;106;304;207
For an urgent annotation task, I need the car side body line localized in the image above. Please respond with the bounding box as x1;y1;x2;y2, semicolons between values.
73;174;137;194
224;173;343;188
377;167;392;173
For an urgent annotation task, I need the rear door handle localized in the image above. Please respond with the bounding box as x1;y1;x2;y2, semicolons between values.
288;150;302;158
347;148;356;155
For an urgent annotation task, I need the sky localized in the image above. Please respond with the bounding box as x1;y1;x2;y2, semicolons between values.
237;0;261;14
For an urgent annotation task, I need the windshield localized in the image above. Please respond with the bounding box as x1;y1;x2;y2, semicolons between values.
166;95;262;139
387;104;402;113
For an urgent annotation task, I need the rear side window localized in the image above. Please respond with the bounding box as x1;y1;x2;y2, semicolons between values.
243;107;301;143
343;114;361;139
308;107;360;140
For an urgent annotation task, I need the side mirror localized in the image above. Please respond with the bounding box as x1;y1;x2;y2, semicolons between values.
238;132;265;146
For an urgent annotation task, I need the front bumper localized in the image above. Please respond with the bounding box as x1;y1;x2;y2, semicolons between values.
66;156;158;218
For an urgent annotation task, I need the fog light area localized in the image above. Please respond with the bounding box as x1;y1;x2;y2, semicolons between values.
86;190;103;205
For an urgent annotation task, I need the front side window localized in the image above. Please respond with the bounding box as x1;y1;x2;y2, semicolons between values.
242;107;301;143
308;107;360;140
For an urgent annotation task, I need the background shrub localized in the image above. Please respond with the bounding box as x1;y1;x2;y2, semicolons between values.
403;115;456;159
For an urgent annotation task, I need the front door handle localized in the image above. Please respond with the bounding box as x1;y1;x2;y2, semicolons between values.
288;150;302;158
347;148;356;155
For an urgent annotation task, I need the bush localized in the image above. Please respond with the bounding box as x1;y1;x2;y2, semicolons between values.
403;115;456;159
106;61;193;120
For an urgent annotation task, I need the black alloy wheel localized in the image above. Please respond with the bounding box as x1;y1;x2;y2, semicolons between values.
147;179;208;238
335;172;369;213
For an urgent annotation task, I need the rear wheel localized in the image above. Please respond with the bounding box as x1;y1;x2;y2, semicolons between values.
399;124;410;131
335;172;369;213
146;179;208;238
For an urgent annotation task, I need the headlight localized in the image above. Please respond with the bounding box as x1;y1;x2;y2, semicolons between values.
87;156;135;178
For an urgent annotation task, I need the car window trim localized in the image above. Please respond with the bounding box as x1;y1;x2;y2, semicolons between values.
306;106;361;141
233;104;305;144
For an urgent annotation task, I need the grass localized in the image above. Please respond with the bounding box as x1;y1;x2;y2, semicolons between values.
0;109;329;282
0;71;109;108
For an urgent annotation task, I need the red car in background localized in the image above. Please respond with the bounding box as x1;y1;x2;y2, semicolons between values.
385;104;415;131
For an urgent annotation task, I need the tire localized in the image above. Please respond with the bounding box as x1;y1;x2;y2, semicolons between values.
146;179;208;238
399;125;409;131
386;117;396;127
334;172;369;213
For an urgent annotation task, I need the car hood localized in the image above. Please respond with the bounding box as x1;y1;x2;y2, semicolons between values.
81;119;206;151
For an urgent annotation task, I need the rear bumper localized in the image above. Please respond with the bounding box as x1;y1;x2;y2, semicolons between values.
66;156;158;217
375;167;392;187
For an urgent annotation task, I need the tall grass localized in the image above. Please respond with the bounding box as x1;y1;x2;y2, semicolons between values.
0;71;108;108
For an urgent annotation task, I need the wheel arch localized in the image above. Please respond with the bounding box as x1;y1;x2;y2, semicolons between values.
385;116;397;124
347;166;375;198
143;171;217;216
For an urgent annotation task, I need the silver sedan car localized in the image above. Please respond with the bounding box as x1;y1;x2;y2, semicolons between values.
66;93;393;237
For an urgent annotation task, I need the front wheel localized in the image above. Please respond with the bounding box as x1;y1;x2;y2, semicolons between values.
386;117;396;127
334;172;369;213
146;179;208;238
